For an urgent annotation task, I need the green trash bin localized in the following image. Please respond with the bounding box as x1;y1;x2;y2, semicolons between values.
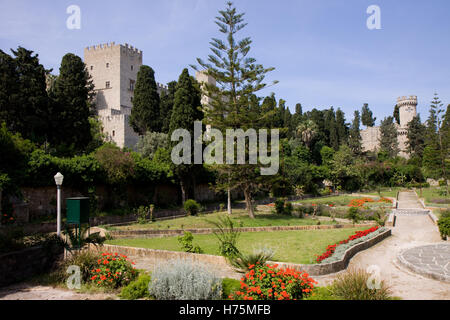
66;197;90;225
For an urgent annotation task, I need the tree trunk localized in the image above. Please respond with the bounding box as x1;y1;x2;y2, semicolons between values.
244;186;255;219
180;180;186;204
227;187;232;215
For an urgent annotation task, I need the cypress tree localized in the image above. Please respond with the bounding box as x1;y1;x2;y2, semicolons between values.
129;65;161;135
50;53;94;153
168;68;202;203
361;103;376;127
1;47;51;144
406;115;426;159
379;116;399;157
335;108;348;146
160;81;177;134
393;104;400;125
348;110;362;155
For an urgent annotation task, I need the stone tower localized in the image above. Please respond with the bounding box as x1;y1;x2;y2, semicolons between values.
84;42;167;149
397;95;417;128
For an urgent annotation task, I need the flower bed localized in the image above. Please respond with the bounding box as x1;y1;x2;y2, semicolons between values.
347;197;392;208
316;226;382;263
229;263;317;300
90;252;137;288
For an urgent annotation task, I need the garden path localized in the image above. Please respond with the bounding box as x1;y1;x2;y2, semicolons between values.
315;191;450;300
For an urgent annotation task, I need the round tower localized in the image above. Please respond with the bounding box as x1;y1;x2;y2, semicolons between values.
397;95;417;127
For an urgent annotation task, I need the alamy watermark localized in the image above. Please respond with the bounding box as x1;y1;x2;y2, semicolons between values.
366;265;382;290
66;5;81;30
171;121;280;176
366;5;381;30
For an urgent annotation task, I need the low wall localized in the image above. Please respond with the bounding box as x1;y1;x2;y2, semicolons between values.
94;228;391;277
0;246;63;288
109;223;377;239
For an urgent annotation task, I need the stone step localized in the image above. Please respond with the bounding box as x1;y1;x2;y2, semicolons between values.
393;209;430;216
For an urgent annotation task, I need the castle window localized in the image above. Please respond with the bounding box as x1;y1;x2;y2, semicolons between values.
129;79;135;91
131;65;134;71
90;66;93;70
106;63;109;68
112;130;115;137
106;81;110;88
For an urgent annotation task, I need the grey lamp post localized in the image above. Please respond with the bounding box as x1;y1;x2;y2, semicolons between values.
54;172;64;237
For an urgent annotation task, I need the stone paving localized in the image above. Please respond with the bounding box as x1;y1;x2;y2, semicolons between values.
397;191;424;209
398;244;450;282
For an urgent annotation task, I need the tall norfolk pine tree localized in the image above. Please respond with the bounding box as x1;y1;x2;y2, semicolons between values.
129;65;161;135
193;2;277;219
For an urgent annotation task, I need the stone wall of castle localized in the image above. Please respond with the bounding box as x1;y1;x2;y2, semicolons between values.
360;95;417;158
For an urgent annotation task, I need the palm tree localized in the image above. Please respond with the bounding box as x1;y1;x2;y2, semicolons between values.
296;120;318;148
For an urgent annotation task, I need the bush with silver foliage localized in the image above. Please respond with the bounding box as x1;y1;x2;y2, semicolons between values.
148;259;222;300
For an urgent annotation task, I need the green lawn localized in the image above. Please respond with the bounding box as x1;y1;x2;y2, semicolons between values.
110;209;337;231
417;187;450;208
106;227;364;265
363;187;402;198
292;195;359;206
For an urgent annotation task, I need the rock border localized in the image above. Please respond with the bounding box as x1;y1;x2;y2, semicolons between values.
397;244;450;283
95;228;391;276
108;223;377;239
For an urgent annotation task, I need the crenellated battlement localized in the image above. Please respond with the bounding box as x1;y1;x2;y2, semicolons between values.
85;42;143;56
397;95;418;107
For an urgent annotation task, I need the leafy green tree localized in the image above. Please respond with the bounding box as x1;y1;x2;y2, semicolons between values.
136;132;169;159
406;115;426;159
129;65;161;135
168;68;203;203
194;2;277;218
160;81;177;134
379;116;399;157
50;53;94;154
348;110;362;155
361;103;376;127
0;47;51;144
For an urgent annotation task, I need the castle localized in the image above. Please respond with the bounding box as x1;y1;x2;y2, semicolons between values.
360;95;418;158
84;42;215;149
84;42;417;156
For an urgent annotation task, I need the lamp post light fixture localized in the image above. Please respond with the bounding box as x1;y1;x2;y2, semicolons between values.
54;172;64;237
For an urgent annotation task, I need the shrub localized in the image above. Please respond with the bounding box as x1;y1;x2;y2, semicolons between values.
229;263;317;300
274;198;285;215
347;207;360;223
228;246;275;273
222;278;240;299
135;205;153;224
90;252;137;288
208;215;240;258
149;259;222;300
437;217;450;240
184;199;201;216
120;273;152;300
177;231;203;254
331;268;393;300
284;202;293;216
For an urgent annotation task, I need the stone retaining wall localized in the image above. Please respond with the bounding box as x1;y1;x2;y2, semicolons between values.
0;246;63;288
94;228;391;276
109;223;377;239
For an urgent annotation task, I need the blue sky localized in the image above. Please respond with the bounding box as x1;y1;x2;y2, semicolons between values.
1;0;449;126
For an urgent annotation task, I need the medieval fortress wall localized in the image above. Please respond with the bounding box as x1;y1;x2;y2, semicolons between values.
361;95;417;158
